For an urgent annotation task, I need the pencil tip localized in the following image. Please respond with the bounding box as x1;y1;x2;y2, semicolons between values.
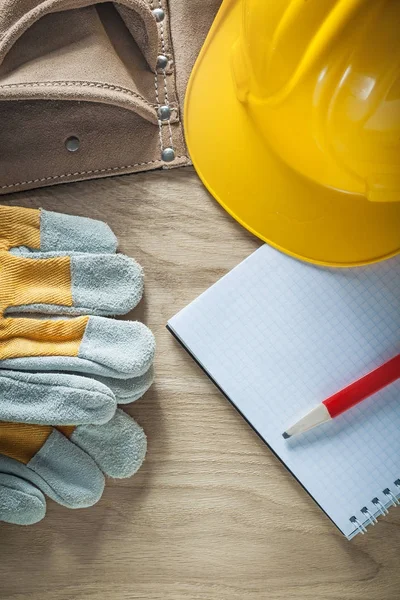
282;431;291;439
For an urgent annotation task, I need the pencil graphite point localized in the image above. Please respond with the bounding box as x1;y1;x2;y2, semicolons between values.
283;404;332;438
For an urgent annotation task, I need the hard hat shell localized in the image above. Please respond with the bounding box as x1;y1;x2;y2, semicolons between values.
185;0;400;266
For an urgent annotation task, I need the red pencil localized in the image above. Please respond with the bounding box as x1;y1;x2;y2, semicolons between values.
282;353;400;439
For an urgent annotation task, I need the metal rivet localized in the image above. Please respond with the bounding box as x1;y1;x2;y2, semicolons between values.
158;105;171;121
161;147;175;162
152;8;165;22
65;136;80;152
156;54;168;70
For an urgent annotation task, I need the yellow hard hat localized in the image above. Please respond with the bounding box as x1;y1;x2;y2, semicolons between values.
185;0;400;266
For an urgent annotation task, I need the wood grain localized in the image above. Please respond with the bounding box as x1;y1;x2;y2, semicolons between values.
1;167;399;600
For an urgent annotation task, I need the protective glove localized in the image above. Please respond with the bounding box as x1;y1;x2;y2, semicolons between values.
0;205;155;524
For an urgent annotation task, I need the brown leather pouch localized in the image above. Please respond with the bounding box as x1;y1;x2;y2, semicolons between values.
0;0;220;194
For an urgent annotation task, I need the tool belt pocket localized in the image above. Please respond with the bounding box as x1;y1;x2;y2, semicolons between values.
0;0;185;193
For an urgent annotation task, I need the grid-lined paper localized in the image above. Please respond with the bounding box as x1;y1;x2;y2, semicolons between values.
168;245;400;539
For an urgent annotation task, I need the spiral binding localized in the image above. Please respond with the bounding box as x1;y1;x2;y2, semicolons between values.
349;479;400;535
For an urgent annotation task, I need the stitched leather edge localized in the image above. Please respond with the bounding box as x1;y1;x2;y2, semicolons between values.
0;80;156;108
0;157;189;190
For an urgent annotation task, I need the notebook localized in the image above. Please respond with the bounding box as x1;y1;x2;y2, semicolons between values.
167;245;400;539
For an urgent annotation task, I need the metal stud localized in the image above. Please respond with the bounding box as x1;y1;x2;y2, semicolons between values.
162;147;175;162
152;8;165;22
65;136;80;152
158;105;171;121
156;54;168;70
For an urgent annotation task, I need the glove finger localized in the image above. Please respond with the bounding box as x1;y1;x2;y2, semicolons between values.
0;370;116;425
0;426;105;509
0;316;155;378
66;409;147;479
39;209;118;254
4;251;143;316
93;365;154;404
0;206;117;254
0;365;154;425
0;473;46;525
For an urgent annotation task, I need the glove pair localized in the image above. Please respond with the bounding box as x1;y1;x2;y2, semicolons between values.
0;205;155;525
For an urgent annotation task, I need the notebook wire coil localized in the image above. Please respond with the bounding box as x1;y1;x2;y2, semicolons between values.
350;480;400;534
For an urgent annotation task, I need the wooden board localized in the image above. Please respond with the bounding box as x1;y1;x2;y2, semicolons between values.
1;168;399;600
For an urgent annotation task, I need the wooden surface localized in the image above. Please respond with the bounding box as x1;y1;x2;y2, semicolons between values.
1;167;400;600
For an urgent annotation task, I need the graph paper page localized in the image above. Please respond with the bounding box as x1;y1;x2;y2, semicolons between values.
168;245;400;539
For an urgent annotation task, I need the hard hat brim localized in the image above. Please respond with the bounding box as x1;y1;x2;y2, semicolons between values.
184;0;400;267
